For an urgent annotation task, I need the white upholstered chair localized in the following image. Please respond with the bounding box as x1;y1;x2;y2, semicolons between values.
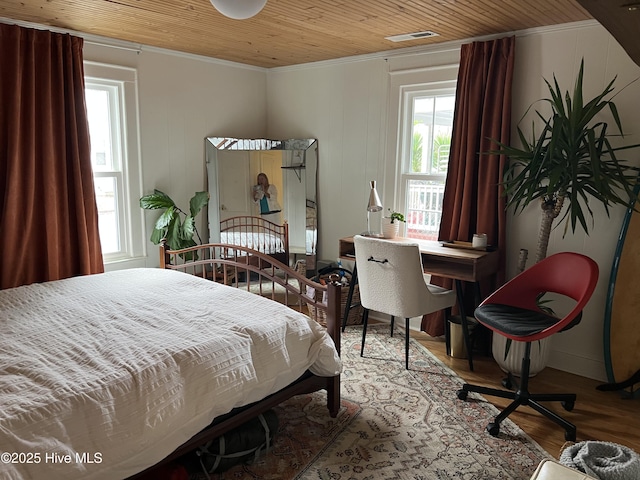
354;235;456;369
529;460;597;480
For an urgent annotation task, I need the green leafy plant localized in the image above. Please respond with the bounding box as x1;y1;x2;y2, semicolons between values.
387;209;406;224
491;59;640;265
139;189;209;250
411;129;424;172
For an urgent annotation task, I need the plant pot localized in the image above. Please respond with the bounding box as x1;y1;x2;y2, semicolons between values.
491;334;551;377
382;219;399;239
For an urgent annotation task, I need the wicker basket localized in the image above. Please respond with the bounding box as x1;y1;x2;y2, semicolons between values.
293;259;307;277
305;268;362;327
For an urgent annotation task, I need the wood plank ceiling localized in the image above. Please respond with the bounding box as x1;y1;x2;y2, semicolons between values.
0;0;596;68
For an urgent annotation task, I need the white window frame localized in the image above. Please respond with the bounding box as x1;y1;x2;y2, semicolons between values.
398;84;456;239
84;62;145;268
384;61;458;239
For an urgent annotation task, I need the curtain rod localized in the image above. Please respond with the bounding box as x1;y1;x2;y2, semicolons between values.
84;39;141;54
0;17;142;54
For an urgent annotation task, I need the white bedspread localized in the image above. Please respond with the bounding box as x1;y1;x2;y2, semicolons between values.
0;268;341;480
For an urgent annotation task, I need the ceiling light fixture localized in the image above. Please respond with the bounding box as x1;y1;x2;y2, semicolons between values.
385;30;440;42
210;0;267;19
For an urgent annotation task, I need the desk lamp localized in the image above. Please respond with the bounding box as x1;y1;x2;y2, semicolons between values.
363;180;383;237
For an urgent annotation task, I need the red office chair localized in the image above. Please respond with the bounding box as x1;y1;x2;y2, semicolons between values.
457;252;599;441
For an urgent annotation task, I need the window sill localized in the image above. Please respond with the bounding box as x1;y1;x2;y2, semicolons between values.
103;256;149;272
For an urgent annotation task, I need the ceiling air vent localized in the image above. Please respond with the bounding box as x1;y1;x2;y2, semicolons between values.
385;30;440;42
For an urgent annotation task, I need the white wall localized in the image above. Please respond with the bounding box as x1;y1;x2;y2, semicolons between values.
267;21;640;381
266;60;389;262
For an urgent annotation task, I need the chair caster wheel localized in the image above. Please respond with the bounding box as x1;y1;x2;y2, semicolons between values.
565;430;576;442
487;422;500;436
562;400;575;411
501;377;513;389
457;389;468;401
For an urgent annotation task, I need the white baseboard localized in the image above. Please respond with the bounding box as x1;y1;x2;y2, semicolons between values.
547;350;607;382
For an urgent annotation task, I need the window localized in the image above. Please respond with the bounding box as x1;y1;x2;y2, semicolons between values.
399;88;455;240
84;63;144;266
85;83;123;254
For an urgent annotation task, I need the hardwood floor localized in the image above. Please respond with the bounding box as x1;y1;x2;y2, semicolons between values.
413;331;640;458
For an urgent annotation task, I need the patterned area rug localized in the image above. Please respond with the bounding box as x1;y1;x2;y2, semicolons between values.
185;324;550;479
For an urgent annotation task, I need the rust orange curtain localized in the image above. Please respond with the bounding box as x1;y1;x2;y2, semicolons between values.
0;24;103;289
422;36;515;336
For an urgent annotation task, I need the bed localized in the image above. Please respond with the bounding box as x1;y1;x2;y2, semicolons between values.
219;215;289;266
0;242;342;480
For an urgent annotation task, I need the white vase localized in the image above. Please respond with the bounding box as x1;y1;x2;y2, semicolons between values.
491;334;551;377
382;219;400;239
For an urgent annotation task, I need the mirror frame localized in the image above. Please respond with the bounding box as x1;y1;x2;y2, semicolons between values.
205;137;318;270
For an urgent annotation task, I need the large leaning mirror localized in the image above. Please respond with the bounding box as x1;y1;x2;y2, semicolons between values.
205;137;318;273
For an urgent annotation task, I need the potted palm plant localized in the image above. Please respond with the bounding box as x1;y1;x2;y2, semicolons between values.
490;59;640;375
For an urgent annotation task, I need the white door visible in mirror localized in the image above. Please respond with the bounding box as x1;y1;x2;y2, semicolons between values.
219;150;251;219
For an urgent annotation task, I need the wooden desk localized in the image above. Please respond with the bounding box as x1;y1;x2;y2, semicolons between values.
339;236;500;370
339;236;499;283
